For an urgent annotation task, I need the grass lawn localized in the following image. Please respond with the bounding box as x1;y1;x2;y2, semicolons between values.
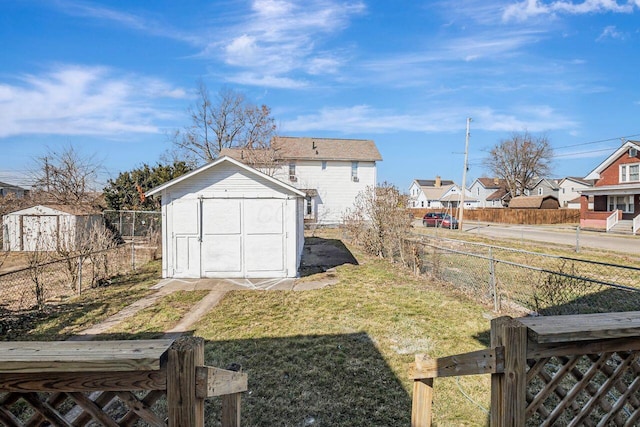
193;246;493;426
0;260;162;341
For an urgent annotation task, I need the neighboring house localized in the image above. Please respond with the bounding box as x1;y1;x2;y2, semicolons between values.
567;195;593;210
0;181;29;199
469;178;510;208
508;195;560;209
221;136;382;225
2;204;102;251
530;178;560;199
580;140;640;230
146;156;306;279
558;177;594;208
408;177;475;209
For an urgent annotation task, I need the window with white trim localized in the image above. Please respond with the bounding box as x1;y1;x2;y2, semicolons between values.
351;161;358;181
608;195;634;213
620;163;640;182
538;187;543;195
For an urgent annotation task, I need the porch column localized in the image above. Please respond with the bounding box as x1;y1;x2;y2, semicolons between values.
580;194;588;216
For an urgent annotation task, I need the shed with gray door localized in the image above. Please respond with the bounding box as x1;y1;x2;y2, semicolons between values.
146;156;306;279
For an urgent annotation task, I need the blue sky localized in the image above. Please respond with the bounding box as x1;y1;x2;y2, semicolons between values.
2;0;640;191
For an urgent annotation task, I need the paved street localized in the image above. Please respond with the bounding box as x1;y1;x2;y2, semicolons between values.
460;221;640;256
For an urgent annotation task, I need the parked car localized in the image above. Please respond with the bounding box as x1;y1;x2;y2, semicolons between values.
423;212;445;227
423;212;459;229
440;214;459;229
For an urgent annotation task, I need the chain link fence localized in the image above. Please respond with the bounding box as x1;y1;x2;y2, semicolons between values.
0;243;157;312
103;210;161;243
403;234;640;315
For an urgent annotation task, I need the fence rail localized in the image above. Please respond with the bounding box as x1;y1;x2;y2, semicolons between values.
403;234;640;315
410;312;640;426
0;337;247;427
0;243;157;312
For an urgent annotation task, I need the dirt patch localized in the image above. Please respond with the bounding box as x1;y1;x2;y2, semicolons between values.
299;237;358;277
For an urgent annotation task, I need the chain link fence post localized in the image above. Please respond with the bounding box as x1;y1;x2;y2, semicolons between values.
489;247;499;312
77;255;83;295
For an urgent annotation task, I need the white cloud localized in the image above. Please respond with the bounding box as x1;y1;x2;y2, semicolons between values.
0;65;186;138
503;0;640;21
214;0;366;83
281;104;577;134
597;25;625;40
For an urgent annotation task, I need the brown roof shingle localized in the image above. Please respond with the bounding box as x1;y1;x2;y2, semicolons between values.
272;136;382;161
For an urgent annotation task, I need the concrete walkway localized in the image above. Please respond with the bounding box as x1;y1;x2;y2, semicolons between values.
70;273;339;341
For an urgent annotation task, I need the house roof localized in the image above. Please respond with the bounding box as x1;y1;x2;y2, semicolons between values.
419;184;455;201
415;179;455;187
531;178;560;190
508;195;559;208
440;193;477;202
145;156;306;197
475;177;506;189
271;136;382;161
585;140;640;180
486;188;510;201
559;176;594;187
0;181;27;191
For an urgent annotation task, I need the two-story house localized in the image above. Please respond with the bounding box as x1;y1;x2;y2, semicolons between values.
221;136;382;225
529;178;560;199
580;140;640;231
469;178;510;208
557;177;594;208
408;177;474;210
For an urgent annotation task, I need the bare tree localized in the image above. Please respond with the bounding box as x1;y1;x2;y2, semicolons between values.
170;83;277;166
32;145;101;205
343;183;412;261
484;131;553;198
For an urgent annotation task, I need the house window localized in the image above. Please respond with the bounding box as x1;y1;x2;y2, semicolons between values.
351;161;358;182
427;201;431;208
608;195;634;213
289;162;296;181
305;196;313;216
538;188;543;195
322;161;327;170
562;188;565;194
477;187;480;195
421;201;424;207
621;163;640;182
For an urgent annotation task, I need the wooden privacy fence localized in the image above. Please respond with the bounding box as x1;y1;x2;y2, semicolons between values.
0;337;247;427
410;311;640;426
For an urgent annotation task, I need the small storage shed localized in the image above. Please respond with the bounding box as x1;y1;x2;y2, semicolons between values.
146;156;306;279
509;195;560;209
2;204;103;251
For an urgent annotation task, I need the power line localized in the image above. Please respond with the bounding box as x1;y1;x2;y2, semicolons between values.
554;133;640;150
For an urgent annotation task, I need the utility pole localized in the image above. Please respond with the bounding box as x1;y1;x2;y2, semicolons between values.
458;118;472;230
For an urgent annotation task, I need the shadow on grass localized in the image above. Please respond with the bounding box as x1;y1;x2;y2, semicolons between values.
299;237;358;277
203;332;411;427
534;287;640;316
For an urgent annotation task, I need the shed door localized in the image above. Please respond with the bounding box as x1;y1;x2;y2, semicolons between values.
200;198;286;278
171;199;200;278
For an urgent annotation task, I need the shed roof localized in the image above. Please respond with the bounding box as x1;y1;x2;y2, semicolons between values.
146;156;306;197
5;204;100;216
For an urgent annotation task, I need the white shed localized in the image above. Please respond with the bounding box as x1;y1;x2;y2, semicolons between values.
2;204;103;251
146;156;306;279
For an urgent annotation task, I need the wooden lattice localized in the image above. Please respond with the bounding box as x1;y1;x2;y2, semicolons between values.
526;351;640;426
0;390;167;426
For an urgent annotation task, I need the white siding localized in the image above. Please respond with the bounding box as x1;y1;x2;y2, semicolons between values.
558;180;591;208
271;160;377;224
158;160;302;279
